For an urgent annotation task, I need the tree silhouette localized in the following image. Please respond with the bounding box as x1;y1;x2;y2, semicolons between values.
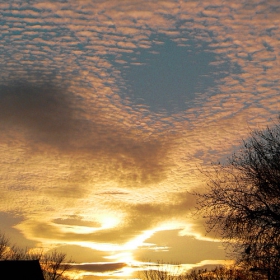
196;118;280;280
139;261;180;280
40;251;73;280
139;263;262;280
0;232;73;280
0;233;10;259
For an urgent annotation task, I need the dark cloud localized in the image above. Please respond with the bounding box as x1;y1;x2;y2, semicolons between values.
0;80;78;148
0;79;176;186
72;262;126;273
53;216;101;227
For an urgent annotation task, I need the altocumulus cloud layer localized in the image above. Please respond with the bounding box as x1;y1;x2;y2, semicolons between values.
0;79;174;187
0;0;280;278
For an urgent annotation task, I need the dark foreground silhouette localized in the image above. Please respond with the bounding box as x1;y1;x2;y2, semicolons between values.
0;260;45;280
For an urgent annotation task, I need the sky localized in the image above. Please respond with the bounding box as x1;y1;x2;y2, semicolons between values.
0;0;280;279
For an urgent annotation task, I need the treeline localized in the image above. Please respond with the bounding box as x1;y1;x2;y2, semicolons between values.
0;233;72;280
140;264;266;280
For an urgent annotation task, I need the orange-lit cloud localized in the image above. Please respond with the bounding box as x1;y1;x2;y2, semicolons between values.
0;0;280;278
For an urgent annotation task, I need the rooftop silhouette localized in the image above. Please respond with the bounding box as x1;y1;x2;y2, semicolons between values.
0;260;45;280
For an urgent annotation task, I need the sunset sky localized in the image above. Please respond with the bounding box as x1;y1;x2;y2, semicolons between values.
0;0;280;279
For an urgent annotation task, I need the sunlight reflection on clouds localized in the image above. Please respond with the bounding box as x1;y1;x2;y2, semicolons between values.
0;0;280;278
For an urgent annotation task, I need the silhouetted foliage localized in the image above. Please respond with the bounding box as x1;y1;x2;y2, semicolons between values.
0;232;73;280
183;267;249;280
139;261;180;280
196;118;280;280
0;233;10;259
40;251;73;280
140;264;265;280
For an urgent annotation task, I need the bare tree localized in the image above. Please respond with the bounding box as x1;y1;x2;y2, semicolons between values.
0;233;11;260
139;261;181;280
0;232;73;280
196;119;280;280
182;266;264;280
40;251;73;280
140;264;264;280
0;232;28;260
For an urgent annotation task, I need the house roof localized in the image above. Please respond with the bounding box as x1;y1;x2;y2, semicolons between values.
0;260;45;280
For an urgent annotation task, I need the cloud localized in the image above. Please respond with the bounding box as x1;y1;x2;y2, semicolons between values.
0;212;37;248
15;191;198;253
0;2;280;277
72;262;126;273
0;80;78;148
0;75;178;187
134;229;226;264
